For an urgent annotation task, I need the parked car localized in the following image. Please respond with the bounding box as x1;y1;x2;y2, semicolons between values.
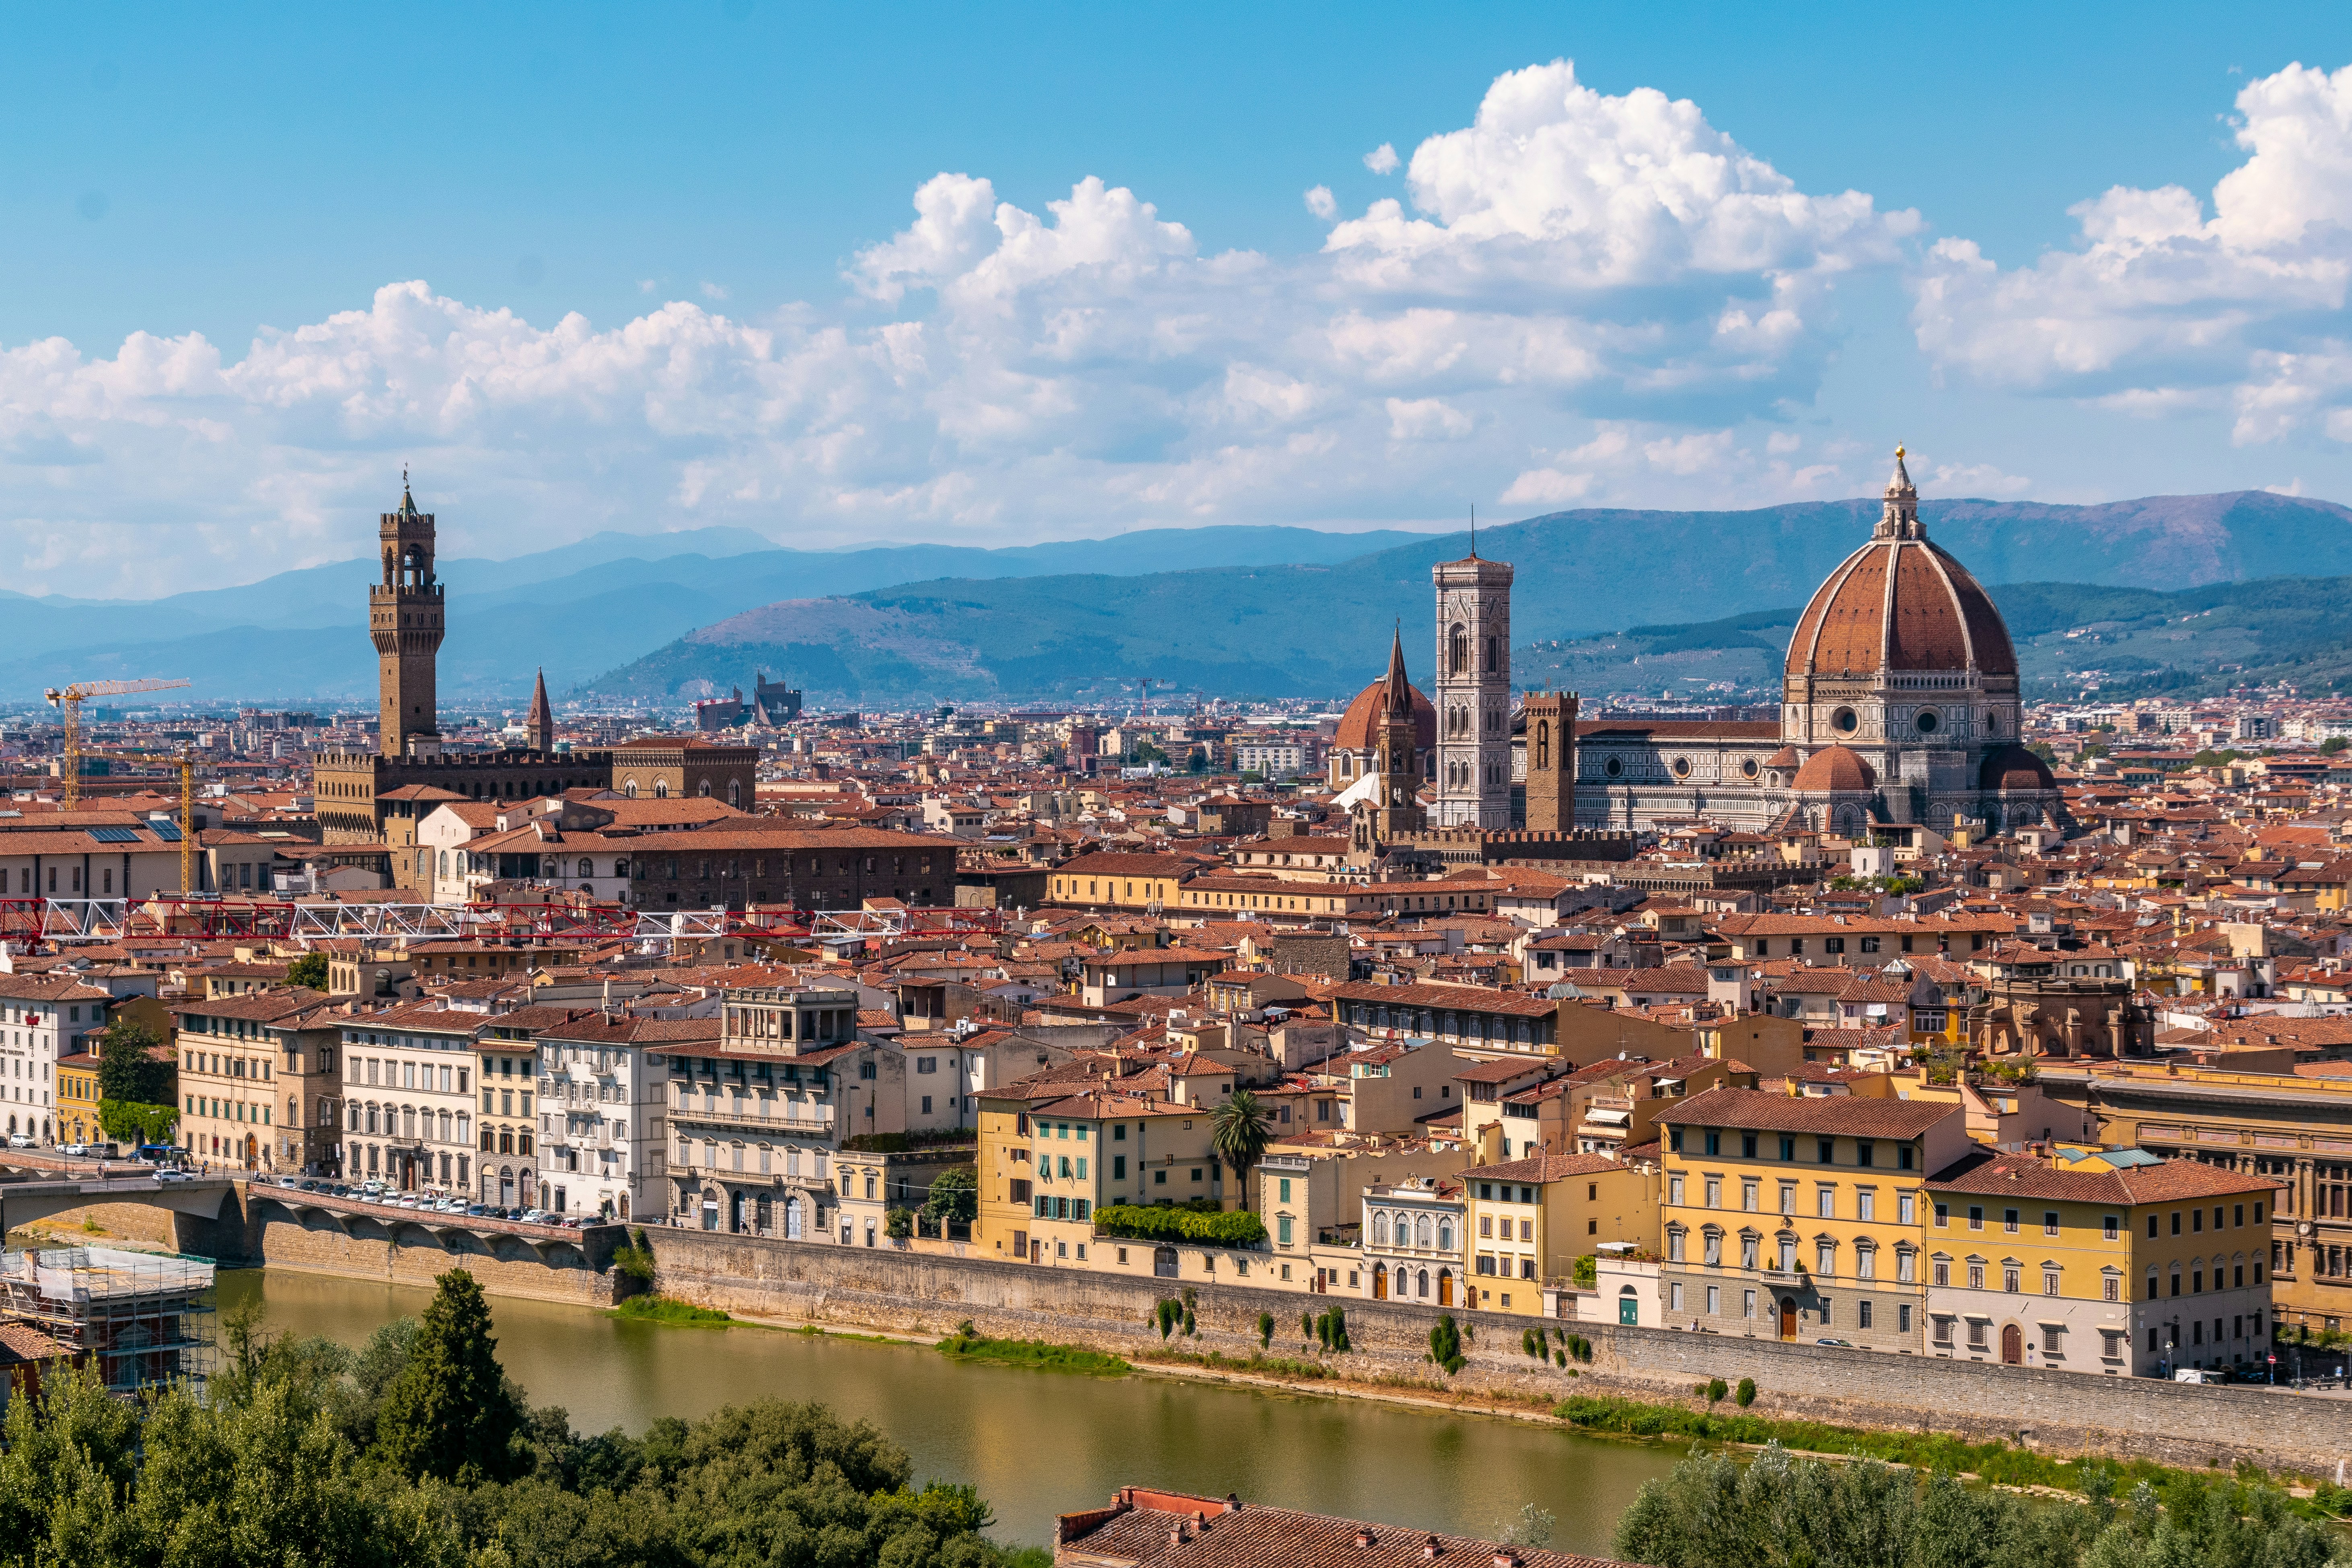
153;1169;191;1184
5;1134;33;1149
1815;1338;1857;1349
2173;1368;2218;1384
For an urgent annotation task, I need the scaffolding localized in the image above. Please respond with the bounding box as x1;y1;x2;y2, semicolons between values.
0;1247;215;1394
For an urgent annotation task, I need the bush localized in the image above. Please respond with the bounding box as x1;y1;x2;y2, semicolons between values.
286;951;330;990
99;1098;178;1146
919;1165;979;1227
1704;1377;1728;1406
1553;1349;1567;1367
1301;1311;1315;1345
1522;1327;1544;1358
1429;1315;1464;1375
613;1295;730;1326
938;1329;1130;1376
1735;1376;1756;1408
611;1228;655;1288
1257;1311;1274;1349
1155;1299;1181;1339
1181;1309;1196;1338
884;1207;914;1241
1092;1204;1266;1247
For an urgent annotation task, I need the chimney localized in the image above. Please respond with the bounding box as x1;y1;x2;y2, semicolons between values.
1356;1530;1378;1549
1423;1536;1444;1560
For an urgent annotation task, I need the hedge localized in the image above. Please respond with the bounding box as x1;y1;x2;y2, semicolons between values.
1092;1204;1266;1247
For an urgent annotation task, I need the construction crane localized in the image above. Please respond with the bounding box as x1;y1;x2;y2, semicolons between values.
1136;677;1165;719
81;748;199;892
45;678;191;808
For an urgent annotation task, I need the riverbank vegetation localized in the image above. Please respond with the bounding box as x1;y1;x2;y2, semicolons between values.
937;1323;1131;1376
1614;1444;2350;1568
612;1295;732;1326
0;1268;1036;1568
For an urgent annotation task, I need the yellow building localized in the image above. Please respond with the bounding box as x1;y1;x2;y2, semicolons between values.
1044;853;1196;912
1460;1151;1661;1315
1656;1087;1974;1349
56;1050;102;1146
975;1083;1227;1268
1923;1143;2280;1378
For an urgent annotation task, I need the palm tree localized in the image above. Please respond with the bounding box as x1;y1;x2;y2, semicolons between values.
1209;1088;1274;1211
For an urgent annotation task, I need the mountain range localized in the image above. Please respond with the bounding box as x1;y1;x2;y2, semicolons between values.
583;491;2352;707
6;490;2348;710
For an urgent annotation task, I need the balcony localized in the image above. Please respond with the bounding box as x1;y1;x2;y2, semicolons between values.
671;1097;835;1137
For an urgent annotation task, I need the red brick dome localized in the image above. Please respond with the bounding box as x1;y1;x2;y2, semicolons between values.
1333;679;1435;753
1784;451;2016;679
1792;745;1877;793
1979;744;2056;793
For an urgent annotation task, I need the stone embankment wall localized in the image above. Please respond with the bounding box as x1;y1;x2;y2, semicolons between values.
646;1229;2352;1477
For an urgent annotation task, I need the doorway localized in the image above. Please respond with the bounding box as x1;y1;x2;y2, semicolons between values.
730;1192;746;1233
2001;1323;2023;1364
1779;1296;1798;1340
785;1194;804;1240
1372;1264;1388;1300
1620;1288;1639;1326
1438;1270;1453;1307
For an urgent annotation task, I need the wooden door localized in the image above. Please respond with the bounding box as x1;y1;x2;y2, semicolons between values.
2001;1323;2023;1364
1779;1296;1797;1340
1438;1270;1453;1307
1373;1265;1388;1300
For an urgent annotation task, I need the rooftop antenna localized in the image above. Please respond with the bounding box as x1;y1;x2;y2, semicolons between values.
1470;505;1476;558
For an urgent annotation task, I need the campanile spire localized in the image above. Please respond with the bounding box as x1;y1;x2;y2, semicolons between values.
371;475;444;756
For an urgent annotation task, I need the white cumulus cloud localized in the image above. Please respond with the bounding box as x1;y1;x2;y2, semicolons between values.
1912;60;2352;446
1363;142;1400;175
0;58;1934;596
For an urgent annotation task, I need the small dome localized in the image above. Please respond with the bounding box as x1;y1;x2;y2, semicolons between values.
1765;746;1801;769
1979;744;2056;793
1333;679;1435;753
1793;745;1877;793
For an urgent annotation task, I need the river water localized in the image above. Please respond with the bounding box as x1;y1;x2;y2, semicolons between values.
221;1268;1678;1554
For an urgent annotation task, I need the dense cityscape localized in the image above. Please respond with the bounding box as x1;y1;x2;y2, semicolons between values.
10;8;2352;1566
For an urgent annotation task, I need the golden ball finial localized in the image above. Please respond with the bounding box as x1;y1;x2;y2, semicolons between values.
1895;444;1905;458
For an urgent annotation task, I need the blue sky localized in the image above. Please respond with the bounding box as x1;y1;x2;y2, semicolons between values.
6;2;2352;595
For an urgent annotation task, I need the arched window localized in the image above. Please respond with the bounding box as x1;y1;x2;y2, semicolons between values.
438;850;450;878
614;858;629;877
1415;1215;1433;1248
1437;1221;1454;1252
623;779;639;798
416;848;430;877
577;857;593;879
1449;623;1468;674
1484;633;1497;673
654;780;669;799
697;779;711;798
1535;720;1549;771
728;780;742;807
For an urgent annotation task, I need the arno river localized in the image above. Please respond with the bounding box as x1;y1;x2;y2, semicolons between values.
223;1268;1678;1554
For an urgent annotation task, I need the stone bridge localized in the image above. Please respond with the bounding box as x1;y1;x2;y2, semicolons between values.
243;1184;608;1267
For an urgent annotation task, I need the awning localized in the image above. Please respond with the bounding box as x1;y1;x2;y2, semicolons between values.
1583;1108;1632;1126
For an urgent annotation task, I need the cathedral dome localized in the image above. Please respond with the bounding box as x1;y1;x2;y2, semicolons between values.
1792;745;1877;793
1333;678;1436;753
1784;451;2017;680
1979;744;2057;793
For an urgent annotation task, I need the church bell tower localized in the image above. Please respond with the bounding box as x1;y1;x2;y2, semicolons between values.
372;474;444;757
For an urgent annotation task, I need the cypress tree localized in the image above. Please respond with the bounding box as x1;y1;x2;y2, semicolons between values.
371;1268;524;1482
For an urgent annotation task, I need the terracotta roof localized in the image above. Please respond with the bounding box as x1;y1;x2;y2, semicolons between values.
1785;491;2015;678
1331;678;1435;754
1055;1490;1626;1568
1924;1147;2283;1204
1467;1151;1630;1183
1328;980;1557;1017
1793;745;1877;793
1658;1085;1958;1138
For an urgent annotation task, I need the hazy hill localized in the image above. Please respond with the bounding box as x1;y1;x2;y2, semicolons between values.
7;490;2350;707
583;491;2352;706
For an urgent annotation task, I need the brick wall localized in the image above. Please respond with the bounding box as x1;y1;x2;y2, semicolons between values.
642;1229;2352;1476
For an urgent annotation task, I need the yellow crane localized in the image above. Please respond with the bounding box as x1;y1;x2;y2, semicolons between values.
45;678;191;809
80;748;199;893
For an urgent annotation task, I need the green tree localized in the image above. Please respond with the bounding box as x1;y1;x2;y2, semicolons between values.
921;1167;979;1229
1208;1087;1274;1207
371;1269;526;1483
96;1014;171;1106
287;951;331;990
885;1207;915;1241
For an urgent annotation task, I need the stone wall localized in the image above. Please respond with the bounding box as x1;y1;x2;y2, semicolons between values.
250;1208;616;1306
645;1229;2352;1477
